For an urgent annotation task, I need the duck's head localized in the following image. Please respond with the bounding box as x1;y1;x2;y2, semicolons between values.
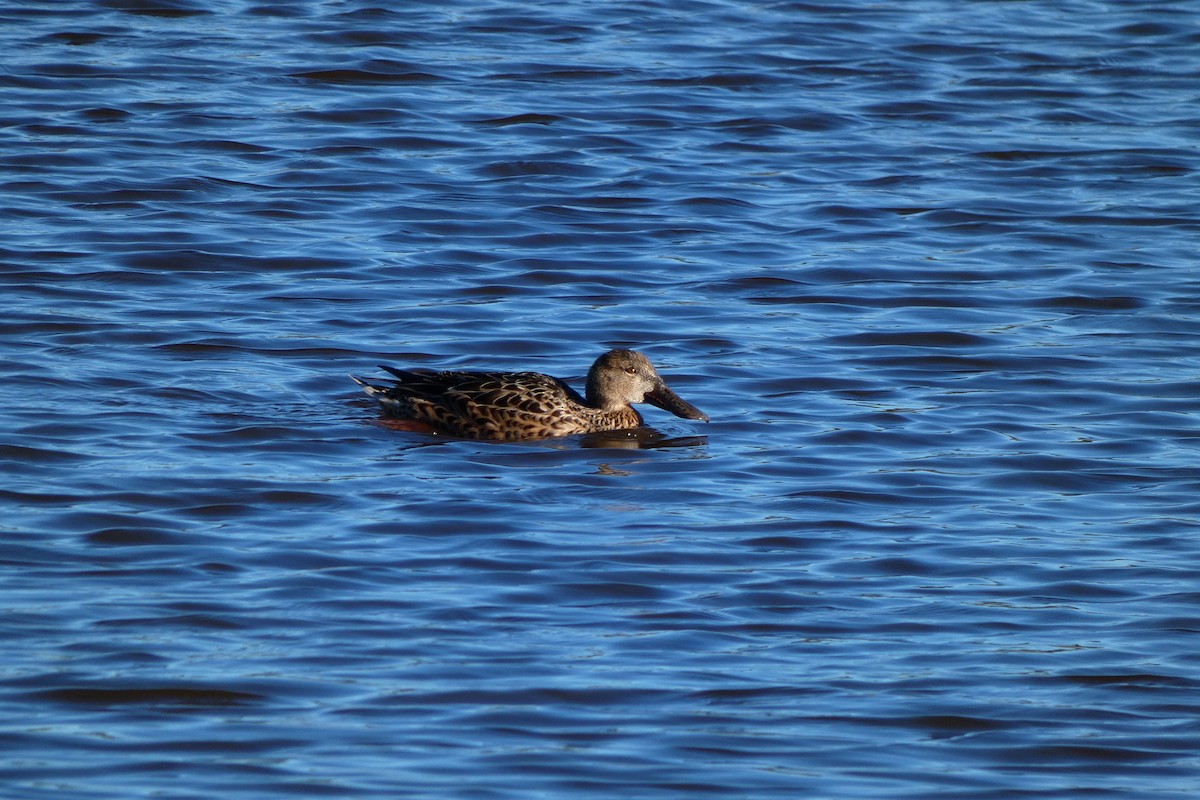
585;349;709;422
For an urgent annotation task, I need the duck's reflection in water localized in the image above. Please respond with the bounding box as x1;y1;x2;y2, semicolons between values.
579;428;708;450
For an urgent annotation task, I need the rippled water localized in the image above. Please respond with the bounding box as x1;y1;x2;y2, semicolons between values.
3;1;1200;797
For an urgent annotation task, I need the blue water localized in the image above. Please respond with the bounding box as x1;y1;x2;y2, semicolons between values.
3;1;1200;797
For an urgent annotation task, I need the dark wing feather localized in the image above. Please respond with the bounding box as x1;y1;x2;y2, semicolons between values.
379;365;436;382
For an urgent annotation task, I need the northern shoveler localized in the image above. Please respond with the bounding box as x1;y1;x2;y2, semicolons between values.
351;348;709;441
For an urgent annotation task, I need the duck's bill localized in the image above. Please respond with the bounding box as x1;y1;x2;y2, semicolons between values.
646;383;710;422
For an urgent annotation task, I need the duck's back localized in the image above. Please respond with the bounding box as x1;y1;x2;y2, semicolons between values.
373;368;606;440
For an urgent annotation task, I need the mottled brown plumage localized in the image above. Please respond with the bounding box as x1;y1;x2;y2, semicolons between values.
351;349;708;441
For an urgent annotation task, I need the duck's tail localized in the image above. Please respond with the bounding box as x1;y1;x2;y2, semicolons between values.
350;374;390;400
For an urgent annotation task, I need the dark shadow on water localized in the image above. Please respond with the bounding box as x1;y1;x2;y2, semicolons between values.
578;428;708;450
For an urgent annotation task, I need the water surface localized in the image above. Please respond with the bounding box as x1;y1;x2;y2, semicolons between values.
2;1;1199;798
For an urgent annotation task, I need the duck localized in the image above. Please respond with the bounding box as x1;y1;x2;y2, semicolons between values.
351;348;708;441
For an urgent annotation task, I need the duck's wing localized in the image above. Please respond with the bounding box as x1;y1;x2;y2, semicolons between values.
357;368;586;439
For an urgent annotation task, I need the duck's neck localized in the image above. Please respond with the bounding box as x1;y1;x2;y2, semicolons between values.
583;374;612;410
